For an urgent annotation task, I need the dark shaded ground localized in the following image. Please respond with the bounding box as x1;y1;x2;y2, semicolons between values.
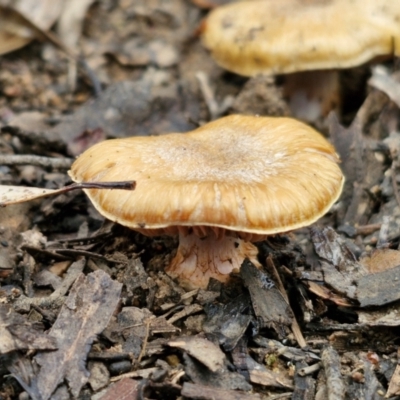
2;1;400;399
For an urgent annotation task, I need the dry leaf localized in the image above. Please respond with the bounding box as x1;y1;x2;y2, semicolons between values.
57;0;95;49
0;0;64;55
168;336;226;372
360;248;400;274
369;66;400;109
387;364;400;397
0;185;58;206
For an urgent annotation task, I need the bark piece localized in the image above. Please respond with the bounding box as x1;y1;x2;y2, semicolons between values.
329;113;383;226
203;293;252;351
99;378;139;400
26;270;122;400
0;305;57;355
240;259;293;335
311;227;400;306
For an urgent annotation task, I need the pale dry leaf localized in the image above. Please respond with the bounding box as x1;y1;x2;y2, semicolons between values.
0;0;64;55
386;364;400;397
57;0;95;49
57;0;96;90
0;185;58;206
0;181;135;206
368;66;400;109
168;336;226;372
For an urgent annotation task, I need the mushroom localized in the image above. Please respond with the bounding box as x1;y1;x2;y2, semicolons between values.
201;0;400;121
69;115;344;289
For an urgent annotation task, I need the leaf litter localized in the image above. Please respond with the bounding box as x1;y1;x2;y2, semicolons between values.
2;1;400;399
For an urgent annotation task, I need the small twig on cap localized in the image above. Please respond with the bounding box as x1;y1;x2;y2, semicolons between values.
0;154;73;170
69;181;136;191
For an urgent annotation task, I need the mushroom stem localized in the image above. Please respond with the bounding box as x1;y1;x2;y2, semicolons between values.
283;70;340;122
166;230;260;290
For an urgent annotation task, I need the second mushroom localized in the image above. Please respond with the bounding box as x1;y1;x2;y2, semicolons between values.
69;115;344;289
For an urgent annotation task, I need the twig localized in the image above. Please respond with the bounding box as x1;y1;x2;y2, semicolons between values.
110;368;158;382
0;154;73;170
298;362;321;376
136;319;152;366
196;71;220;119
167;304;203;324
355;223;381;236
196;71;234;120
55;249;128;264
268;394;293;400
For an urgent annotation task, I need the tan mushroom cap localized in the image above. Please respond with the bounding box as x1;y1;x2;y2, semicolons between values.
69;115;344;236
202;0;400;76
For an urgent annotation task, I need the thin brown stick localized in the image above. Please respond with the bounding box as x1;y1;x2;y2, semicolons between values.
136;319;151;366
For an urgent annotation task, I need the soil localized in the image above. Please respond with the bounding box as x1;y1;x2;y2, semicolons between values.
1;1;400;399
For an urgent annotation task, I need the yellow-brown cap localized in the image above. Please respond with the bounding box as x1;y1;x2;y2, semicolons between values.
69;115;344;236
202;0;400;76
